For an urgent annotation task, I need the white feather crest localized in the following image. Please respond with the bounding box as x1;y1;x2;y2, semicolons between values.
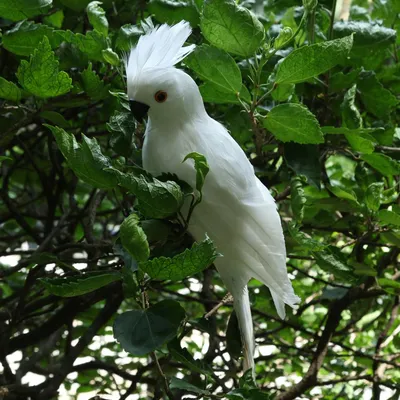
126;20;195;81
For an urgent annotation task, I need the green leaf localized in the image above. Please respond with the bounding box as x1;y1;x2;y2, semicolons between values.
139;235;218;281
361;153;400;176
275;35;353;84
288;222;326;251
40;111;71;128
0;0;52;22
341;85;361;130
200;0;265;57
46;125;117;188
329;68;361;93
107;111;136;157
102;48;120;66
365;182;384;212
169;377;211;396
115;24;142;51
271;83;295;102
313;246;357;282
264;103;324;144
182;152;209;194
185;45;242;94
86;1;108;36
39;271;121;297
81;62;109;100
109;168;184;219
149;0;200;26
43;9;64;28
168;338;213;375
199;82;250;104
333;21;397;58
113;300;185;355
378;278;400;295
321;126;384;136
56;30;107;61
290;176;306;223
16;37;71;99
0;77;22;102
3;21;56;56
357;71;398;119
284;143;321;188
120;213;150;262
0;156;13;162
378;209;400;227
328;184;358;203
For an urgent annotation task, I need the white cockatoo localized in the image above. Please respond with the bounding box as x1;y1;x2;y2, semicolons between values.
126;21;300;372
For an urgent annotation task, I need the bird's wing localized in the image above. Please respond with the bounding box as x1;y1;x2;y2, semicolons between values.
187;118;300;315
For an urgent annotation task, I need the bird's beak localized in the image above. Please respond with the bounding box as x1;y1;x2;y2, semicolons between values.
129;100;150;123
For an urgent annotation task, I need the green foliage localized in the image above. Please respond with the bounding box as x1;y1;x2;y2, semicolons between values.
40;271;121;297
113;300;185;355
264;103;324;144
120;213;150;262
200;0;265;57
17;36;72;98
139;235;218;280
1;0;400;399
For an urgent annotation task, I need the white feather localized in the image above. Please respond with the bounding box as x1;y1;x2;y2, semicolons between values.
126;21;301;374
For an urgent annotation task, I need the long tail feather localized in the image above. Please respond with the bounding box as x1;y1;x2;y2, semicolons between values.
233;285;255;374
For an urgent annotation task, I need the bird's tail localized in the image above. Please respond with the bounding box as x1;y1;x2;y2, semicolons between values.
232;285;255;375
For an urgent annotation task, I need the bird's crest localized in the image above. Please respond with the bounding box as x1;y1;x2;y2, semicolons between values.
126;21;195;83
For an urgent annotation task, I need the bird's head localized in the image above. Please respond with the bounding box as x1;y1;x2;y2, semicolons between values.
126;21;203;125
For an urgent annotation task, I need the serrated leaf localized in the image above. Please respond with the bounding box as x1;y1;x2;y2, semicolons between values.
357;71;398;119
86;1;108;36
328;184;358;203
113;300;185;355
17;36;72;98
321;126;384;136
378;210;400;227
199;82;250;104
341;85;362;130
361;153;400;176
313;246;357;282
0;77;22;102
120;213;150;262
149;0;200;26
46;125;117;188
329;68;361;93
168;338;212;375
333;21;397;58
44;9;64;28
0;0;52;22
39;271;121;297
365;182;384;212
3;21;56;56
200;0;265;57
107;111;136;157
109;168;184;219
115;24;142;51
264;103;324;144
56;29;107;61
275;35;353;84
169;377;211;396
102;48;120;66
284;143;321;188
290;176;306;223
185;45;242;94
81;63;110;100
139;235;218;281
288;222;326;251
182;152;209;194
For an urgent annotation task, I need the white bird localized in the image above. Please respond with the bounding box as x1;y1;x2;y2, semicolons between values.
126;21;300;373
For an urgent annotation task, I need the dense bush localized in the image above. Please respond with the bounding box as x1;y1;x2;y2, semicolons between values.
0;0;399;399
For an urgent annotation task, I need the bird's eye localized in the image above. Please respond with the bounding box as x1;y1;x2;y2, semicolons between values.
154;90;168;103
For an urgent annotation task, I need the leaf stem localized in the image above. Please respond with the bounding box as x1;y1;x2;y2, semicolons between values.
151;351;175;400
328;0;337;40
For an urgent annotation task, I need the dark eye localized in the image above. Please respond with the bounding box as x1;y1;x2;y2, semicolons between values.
154;90;168;103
